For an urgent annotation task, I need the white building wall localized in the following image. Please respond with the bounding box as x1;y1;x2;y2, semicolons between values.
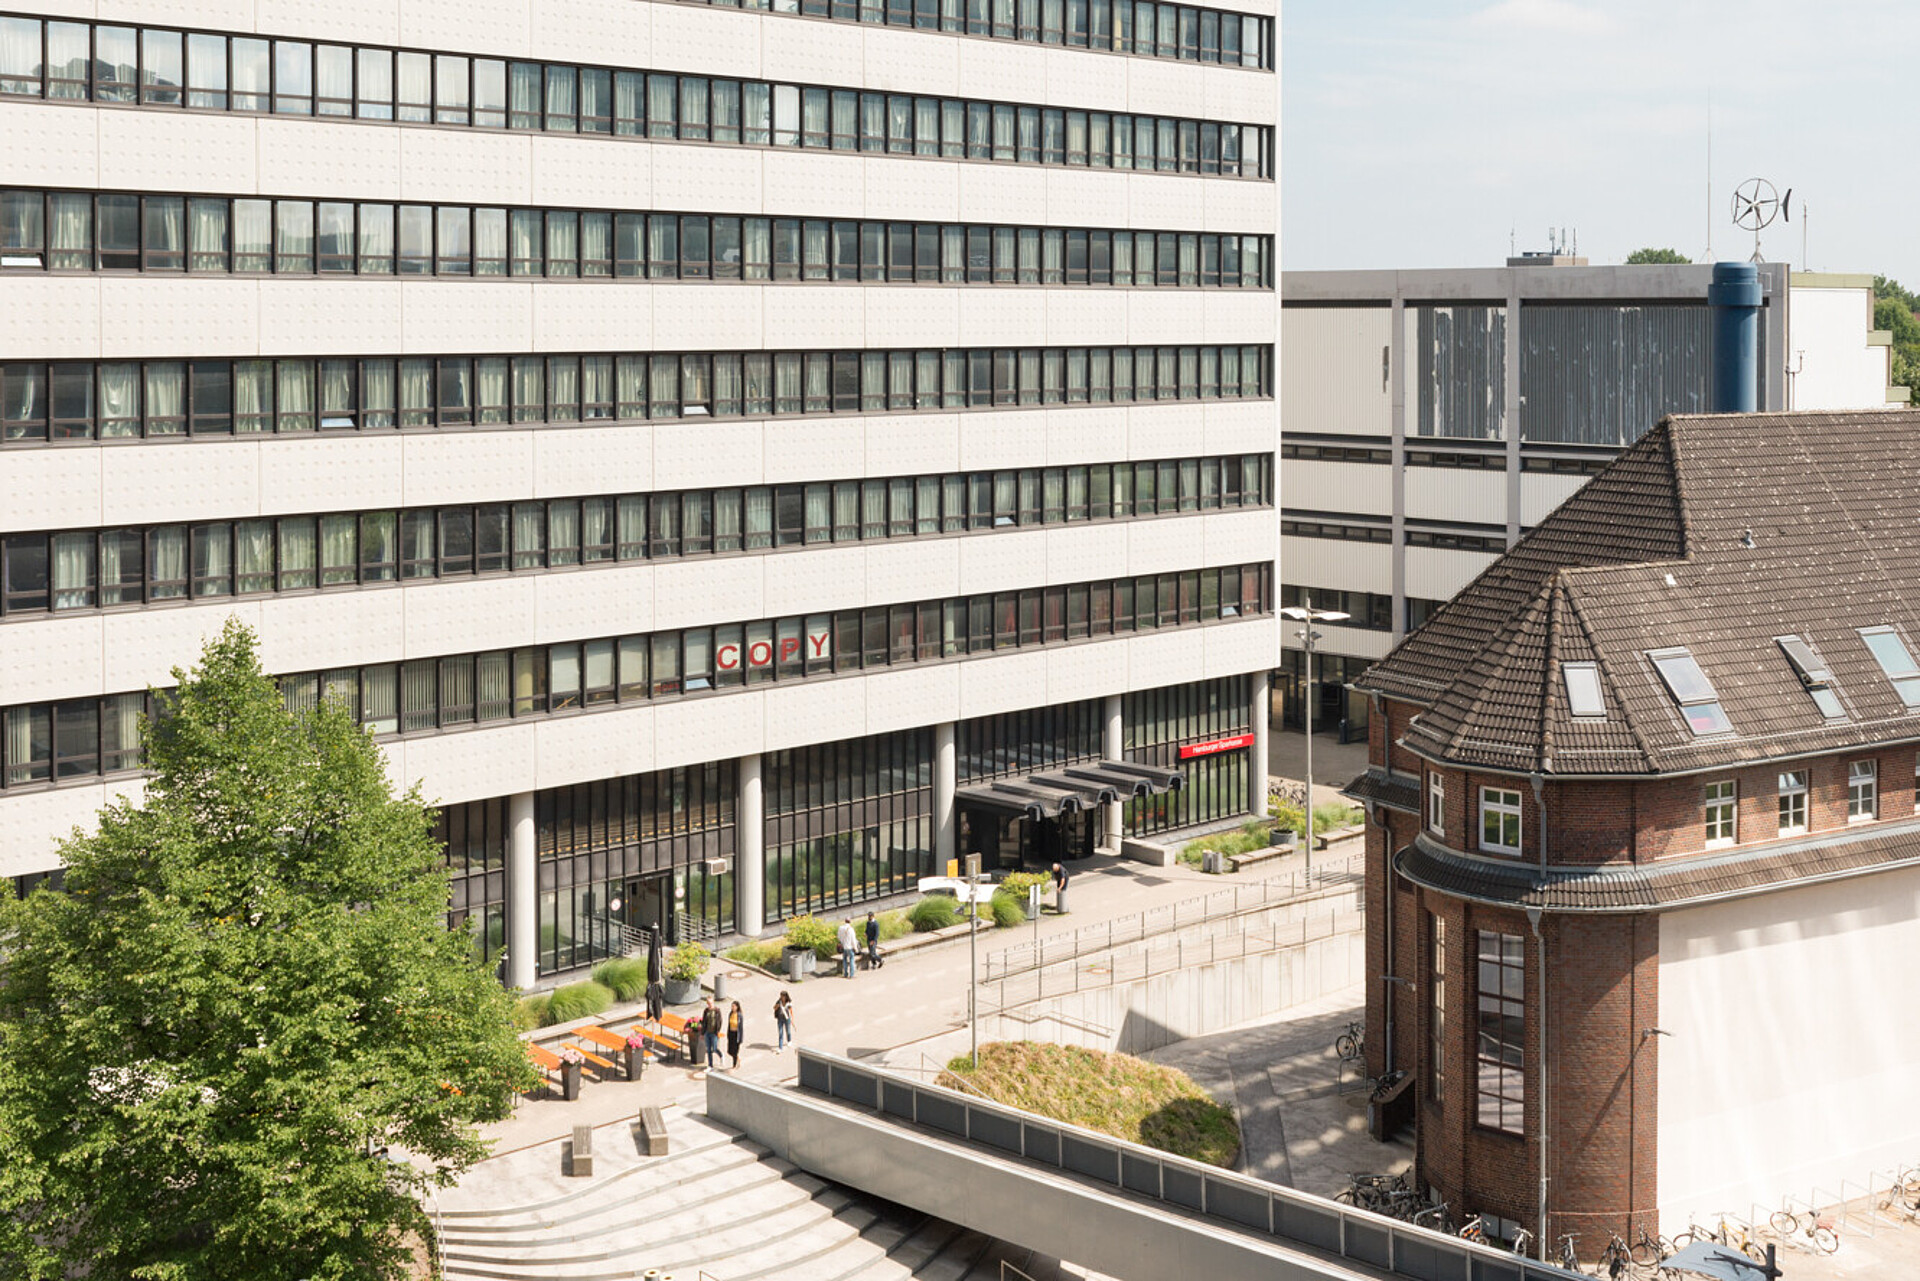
1657;865;1920;1226
1281;459;1390;518
1403;468;1507;527
1789;282;1896;410
1281;307;1390;437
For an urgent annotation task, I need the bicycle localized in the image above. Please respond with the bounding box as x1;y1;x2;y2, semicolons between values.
1556;1233;1579;1272
1511;1227;1535;1257
1335;1019;1365;1060
1410;1202;1452;1233
1600;1232;1633;1279
1715;1213;1767;1264
1457;1214;1486;1244
1767;1207;1838;1255
1630;1225;1672;1268
1882;1167;1920;1220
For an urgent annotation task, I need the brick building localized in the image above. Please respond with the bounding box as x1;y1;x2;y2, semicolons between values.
1344;409;1920;1260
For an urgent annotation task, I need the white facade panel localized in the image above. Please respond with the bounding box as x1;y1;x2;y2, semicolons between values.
1657;867;1920;1229
0;280;99;360
0;101;99;190
256;590;404;672
399;0;532;60
764;417;863;484
868;412;961;477
863;158;962;223
865;539;961;605
957;409;1048;471
1202;399;1277;457
528;0;652;70
1792;285;1895;411
263;437;405;515
958;166;1049;226
1043;522;1129;585
1403;468;1508;526
1200;616;1279;678
532;135;653;211
958;646;1049;717
864;286;962;349
1404;545;1495;601
1127;401;1205;459
1037;43;1129;112
533;569;656;646
401;575;539;660
394;721;544;808
766;285;862;350
1278;622;1390;661
399;430;537;506
260;280;407;356
1201;176;1276;235
1043;637;1130;703
98;442;260;524
1282;535;1391;595
860;27;961;95
1127;627;1205;685
528;282;642;354
762;543;867;617
257;117;401;199
1044;405;1130;466
1126;515;1204;575
1125;288;1203;344
100;604;256;695
652;144;766;216
1283;460;1391;518
532;425;658;497
0;614;106;704
762;679;869;753
98;279;260;360
959;529;1049;594
1203;68;1279;127
652;416;763;490
861;664;962;736
2;449;104;532
1282;307;1392;436
650;557;764;631
104;109;260;195
652;284;761;351
953;39;1049;107
1518;472;1591;526
253;0;402;45
531;707;659;791
1201;508;1278;566
1045;288;1130;347
396;128;534;206
1043;169;1133;232
651;691;768;771
764;149;865;219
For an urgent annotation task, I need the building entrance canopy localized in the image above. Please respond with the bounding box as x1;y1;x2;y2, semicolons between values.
954;760;1183;822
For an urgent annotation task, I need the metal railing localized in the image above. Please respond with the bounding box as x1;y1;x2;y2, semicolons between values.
795;1048;1583;1281
978;909;1363;1010
981;850;1362;984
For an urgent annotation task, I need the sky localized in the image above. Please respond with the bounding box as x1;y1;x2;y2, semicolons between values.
1282;0;1920;285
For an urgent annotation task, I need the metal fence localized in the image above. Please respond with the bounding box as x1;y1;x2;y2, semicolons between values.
979;909;1363;1010
796;1049;1583;1281
981;850;1364;985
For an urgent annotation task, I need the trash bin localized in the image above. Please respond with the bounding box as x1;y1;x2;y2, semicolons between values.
786;951;805;982
1200;849;1222;874
712;971;729;1003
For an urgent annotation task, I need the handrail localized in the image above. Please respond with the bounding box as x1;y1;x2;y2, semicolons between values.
1001;1261;1040;1281
792;1047;1588;1281
981;849;1363;984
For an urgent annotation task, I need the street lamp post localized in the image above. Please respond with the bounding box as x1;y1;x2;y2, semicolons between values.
1280;596;1350;885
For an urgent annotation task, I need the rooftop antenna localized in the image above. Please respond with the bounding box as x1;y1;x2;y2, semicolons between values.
1732;178;1790;262
1704;90;1713;261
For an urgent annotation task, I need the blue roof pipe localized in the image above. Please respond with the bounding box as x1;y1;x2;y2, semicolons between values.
1708;262;1761;413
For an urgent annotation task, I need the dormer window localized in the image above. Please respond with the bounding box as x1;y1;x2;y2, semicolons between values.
1561;661;1606;718
1776;635;1845;720
1647;647;1733;736
1859;626;1920;707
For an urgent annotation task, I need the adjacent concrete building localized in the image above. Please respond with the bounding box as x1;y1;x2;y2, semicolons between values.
1279;260;1899;742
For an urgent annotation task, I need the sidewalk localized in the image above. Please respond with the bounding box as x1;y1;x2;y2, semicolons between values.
480;834;1364;1155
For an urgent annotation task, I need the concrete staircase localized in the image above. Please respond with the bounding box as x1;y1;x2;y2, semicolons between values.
437;1106;1098;1281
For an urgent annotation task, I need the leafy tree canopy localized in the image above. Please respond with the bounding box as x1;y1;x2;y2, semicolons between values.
1874;275;1920;390
0;619;534;1281
1625;247;1691;264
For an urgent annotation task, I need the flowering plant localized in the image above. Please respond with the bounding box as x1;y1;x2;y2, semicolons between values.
556;1045;584;1065
626;1032;647;1050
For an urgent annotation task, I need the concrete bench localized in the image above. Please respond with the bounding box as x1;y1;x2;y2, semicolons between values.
569;1123;594;1177
637;1105;669;1157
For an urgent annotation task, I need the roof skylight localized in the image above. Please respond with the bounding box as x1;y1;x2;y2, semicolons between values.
1860;626;1920;707
1561;662;1606;718
1647;647;1733;735
1776;635;1844;719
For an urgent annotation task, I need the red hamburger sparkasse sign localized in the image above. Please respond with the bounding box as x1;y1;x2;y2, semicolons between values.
1178;733;1256;760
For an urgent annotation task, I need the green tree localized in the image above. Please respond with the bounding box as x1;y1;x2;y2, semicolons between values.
1874;275;1920;390
1625;247;1691;265
0;620;535;1281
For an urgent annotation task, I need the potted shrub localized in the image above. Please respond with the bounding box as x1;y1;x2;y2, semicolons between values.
781;914;836;978
662;941;710;1005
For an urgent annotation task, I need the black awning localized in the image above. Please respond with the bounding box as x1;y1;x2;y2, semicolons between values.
955;759;1185;822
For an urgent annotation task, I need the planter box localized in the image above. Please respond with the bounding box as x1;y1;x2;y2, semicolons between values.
662;976;701;1005
560;1060;582;1101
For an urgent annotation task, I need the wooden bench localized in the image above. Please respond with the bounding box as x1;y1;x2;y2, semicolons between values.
637;1105;669;1157
567;1043;616;1080
570;1123;594;1177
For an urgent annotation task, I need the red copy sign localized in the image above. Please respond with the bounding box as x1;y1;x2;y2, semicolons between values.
1178;733;1256;760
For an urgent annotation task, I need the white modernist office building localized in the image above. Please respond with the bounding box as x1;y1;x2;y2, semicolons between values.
1278;260;1899;740
0;0;1279;985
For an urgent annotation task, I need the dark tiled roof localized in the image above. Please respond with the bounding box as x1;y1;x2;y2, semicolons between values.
1358;411;1920;775
1397;819;1920;912
1341;769;1421;814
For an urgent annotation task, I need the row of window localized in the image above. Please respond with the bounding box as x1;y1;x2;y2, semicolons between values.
0;344;1273;443
0;189;1273;287
0;562;1272;789
0;454;1273;616
1280;519;1512;556
666;0;1273;66
1278;441;1614;478
1426;758;1909;862
0;16;1272;177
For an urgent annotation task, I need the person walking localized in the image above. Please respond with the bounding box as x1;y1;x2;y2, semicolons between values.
700;996;722;1068
864;911;883;970
837;918;859;978
773;991;794;1051
726;1000;745;1068
1051;861;1070;915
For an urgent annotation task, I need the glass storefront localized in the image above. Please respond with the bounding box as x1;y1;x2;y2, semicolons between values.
1124;675;1253;836
765;729;933;926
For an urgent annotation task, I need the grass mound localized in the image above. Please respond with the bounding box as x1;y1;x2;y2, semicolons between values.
940;1042;1239;1168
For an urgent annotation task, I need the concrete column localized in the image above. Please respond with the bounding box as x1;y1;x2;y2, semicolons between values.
1251;671;1271;818
1102;693;1125;848
506;791;536;991
735;753;765;937
934;722;957;871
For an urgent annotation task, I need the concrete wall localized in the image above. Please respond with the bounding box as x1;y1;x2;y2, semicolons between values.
980;909;1363;1055
1656;863;1920;1226
1789;279;1896;410
703;1072;1324;1281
